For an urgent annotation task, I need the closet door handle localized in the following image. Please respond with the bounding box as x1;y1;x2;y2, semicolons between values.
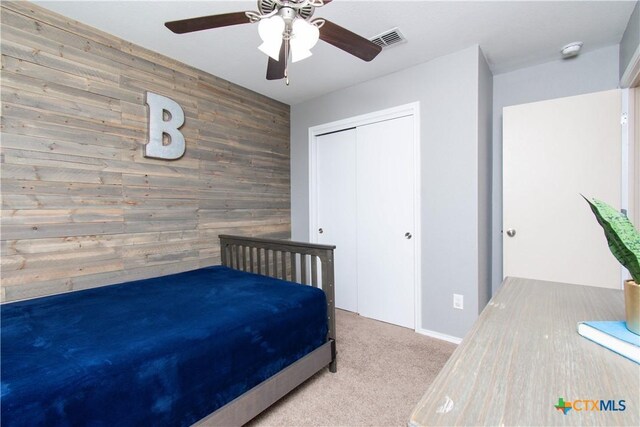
318;228;324;234
405;232;412;239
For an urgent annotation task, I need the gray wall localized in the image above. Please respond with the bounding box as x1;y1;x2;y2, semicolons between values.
477;50;493;312
620;1;640;80
291;45;489;339
491;45;620;295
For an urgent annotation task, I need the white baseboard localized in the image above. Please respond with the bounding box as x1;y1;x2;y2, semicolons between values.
416;327;463;345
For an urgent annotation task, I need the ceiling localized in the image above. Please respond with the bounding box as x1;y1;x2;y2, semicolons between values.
33;1;636;105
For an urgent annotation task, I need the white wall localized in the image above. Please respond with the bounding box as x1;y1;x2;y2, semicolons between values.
291;45;489;339
491;45;621;294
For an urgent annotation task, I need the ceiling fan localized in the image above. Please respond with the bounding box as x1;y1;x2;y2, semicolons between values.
165;0;383;85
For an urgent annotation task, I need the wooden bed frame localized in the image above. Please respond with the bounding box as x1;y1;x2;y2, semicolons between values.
196;235;337;426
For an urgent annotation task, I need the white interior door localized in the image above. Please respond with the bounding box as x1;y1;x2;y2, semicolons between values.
503;89;622;288
356;116;415;328
316;129;358;312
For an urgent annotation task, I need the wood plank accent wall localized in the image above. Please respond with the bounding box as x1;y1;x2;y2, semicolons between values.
0;2;291;302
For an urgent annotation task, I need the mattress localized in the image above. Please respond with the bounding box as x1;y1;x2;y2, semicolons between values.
1;266;328;426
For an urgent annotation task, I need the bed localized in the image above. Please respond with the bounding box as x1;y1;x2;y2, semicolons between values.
1;235;336;426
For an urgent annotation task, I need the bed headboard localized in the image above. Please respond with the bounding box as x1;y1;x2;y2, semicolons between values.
218;235;337;343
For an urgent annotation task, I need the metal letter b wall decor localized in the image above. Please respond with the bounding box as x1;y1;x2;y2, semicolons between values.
144;92;186;160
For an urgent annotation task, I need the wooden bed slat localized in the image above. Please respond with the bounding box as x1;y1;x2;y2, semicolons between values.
221;242;228;266
265;249;271;277
300;254;307;285
311;255;318;287
272;249;278;279
291;252;296;282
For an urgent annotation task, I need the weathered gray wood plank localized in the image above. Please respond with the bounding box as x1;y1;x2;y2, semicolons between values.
1;71;121;112
1;163;122;185
1;247;119;272
2;1;122;47
1;208;123;225
1;230;199;256
1;84;122;124
1;194;123;210
1;39;119;83
1;133;121;161
0;179;123;197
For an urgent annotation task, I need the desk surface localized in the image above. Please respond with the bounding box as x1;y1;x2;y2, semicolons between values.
409;277;640;426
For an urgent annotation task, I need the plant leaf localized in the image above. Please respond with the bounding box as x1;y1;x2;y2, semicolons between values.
584;196;640;283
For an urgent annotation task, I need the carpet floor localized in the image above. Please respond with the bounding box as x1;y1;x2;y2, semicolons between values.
246;309;456;427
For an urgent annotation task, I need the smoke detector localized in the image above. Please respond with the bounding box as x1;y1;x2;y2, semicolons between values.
561;41;583;58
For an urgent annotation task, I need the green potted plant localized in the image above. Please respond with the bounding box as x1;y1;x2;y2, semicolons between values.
584;197;640;335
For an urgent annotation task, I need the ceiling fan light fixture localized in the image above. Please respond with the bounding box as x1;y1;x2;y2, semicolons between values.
258;15;285;60
292;18;320;50
258;40;283;61
290;18;319;63
291;47;312;63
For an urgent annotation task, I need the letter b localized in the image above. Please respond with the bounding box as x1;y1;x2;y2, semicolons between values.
145;92;185;160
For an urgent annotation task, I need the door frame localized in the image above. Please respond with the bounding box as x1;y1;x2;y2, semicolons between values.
308;102;422;331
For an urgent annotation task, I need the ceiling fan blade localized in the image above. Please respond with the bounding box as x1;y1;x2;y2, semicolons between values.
165;12;251;34
319;19;382;62
266;44;287;80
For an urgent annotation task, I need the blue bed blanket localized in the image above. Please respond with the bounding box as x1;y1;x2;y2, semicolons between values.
1;266;328;426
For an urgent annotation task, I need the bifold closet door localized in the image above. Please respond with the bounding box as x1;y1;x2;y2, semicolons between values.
316;129;358;312
356;116;415;329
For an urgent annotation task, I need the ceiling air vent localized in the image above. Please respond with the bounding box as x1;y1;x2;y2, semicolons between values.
369;28;406;49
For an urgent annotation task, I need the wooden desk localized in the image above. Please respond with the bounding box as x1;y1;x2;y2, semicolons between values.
409;277;640;426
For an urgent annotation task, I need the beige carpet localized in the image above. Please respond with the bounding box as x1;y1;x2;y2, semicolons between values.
247;310;456;427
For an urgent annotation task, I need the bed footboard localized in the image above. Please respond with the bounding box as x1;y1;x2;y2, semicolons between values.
218;234;337;371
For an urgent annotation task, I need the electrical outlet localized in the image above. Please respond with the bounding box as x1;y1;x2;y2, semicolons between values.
453;294;464;310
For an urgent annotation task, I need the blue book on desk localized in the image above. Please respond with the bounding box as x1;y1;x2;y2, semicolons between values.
577;321;640;364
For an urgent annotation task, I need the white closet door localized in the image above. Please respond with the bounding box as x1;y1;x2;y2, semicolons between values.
316;129;358;312
356;116;415;329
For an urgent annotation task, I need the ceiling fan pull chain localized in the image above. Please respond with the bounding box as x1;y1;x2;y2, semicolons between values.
285;38;290;86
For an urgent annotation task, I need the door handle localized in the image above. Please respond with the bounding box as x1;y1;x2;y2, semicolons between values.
405;232;412;239
506;229;516;237
318;228;323;234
